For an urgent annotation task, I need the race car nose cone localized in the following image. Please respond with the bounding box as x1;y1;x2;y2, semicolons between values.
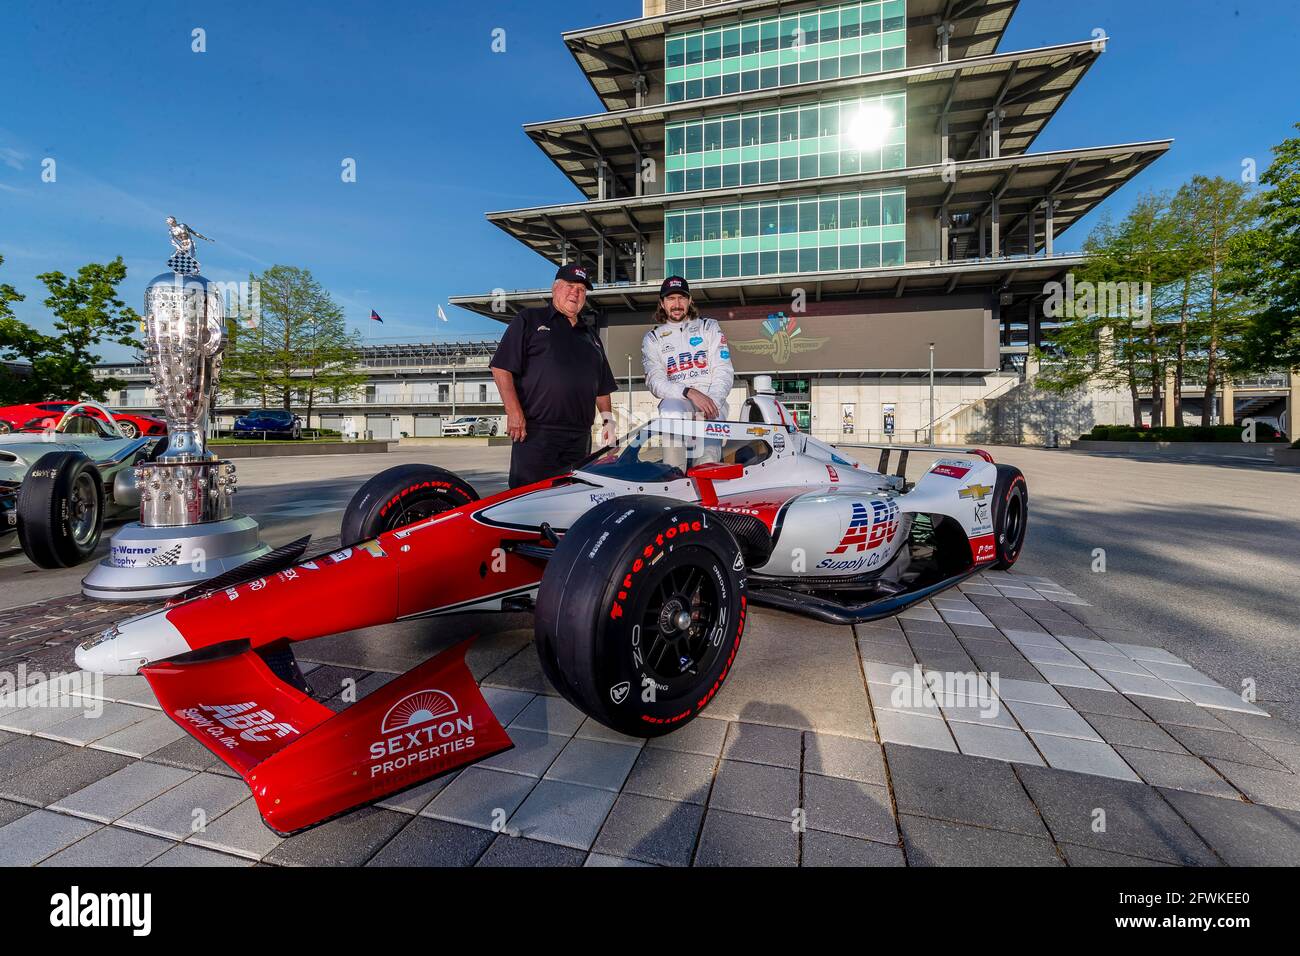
75;612;191;675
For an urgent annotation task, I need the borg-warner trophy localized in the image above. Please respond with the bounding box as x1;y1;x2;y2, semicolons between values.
81;218;270;600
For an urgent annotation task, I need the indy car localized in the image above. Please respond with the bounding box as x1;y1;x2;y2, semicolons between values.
1;402;164;568
76;381;1027;833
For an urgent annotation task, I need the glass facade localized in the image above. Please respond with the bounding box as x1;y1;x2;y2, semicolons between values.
665;92;906;194
663;187;906;281
664;1;907;104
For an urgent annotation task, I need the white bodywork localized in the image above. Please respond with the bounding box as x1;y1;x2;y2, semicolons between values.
476;400;1001;580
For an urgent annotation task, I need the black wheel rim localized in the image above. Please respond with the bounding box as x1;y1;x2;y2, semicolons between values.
379;493;459;533
634;547;726;696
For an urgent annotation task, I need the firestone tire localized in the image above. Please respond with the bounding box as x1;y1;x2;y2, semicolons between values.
340;463;478;547
991;464;1028;570
534;496;747;738
16;451;105;569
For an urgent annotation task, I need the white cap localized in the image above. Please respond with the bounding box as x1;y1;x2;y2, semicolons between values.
753;375;775;395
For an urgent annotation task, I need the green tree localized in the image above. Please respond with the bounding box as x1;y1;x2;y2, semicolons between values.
1171;176;1258;425
1225;126;1300;374
1036;195;1181;426
0;255;31;404
0;256;140;404
222;265;365;420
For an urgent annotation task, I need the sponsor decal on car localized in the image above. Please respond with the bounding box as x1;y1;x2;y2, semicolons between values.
826;464;839;482
772;432;785;452
972;499;992;533
589;491;617;504
959;483;993;501
829;499;900;555
746;426;771;437
704;422;732;437
970;534;997;563
930;460;972;479
368;688;476;779
177;700;300;750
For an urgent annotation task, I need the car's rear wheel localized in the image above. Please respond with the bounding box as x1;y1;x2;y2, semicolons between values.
534;496;747;737
340;463;479;547
991;464;1028;570
116;420;139;439
0;420;12;435
17;451;105;568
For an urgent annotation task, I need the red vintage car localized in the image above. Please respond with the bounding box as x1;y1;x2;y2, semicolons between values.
0;401;165;439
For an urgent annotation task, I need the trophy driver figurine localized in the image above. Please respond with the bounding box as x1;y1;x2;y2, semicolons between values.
81;217;271;600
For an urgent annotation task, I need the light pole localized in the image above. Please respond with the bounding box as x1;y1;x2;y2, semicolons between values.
928;342;935;445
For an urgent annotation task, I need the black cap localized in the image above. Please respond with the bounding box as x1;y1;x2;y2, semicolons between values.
659;276;690;299
555;263;593;289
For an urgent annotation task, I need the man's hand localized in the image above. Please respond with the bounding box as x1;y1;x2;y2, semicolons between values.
507;410;527;442
685;387;719;419
599;415;617;448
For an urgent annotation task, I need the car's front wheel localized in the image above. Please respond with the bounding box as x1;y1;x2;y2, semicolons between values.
0;420;12;435
340;463;479;546
17;451;105;568
117;420;139;439
534;496;747;737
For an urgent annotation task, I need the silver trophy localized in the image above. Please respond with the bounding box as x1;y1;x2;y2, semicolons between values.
82;219;270;600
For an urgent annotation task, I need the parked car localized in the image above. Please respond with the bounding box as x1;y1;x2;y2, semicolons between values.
442;415;498;436
233;409;303;439
0;401;165;439
1;404;164;567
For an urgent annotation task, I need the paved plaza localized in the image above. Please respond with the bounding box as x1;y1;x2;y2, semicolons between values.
0;444;1297;866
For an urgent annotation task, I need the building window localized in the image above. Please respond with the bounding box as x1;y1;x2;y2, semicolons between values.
665;91;906;195
664;1;907;105
438;383;449;402
478;384;487;403
663;187;906;281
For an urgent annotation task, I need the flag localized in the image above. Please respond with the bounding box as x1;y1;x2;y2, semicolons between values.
436;305;448;323
370;310;383;324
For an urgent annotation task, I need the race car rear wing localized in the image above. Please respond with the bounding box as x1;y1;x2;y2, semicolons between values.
835;444;994;483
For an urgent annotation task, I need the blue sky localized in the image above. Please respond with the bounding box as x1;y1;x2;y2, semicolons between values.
1;0;1296;362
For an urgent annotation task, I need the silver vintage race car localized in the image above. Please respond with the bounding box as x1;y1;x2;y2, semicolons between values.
0;402;162;567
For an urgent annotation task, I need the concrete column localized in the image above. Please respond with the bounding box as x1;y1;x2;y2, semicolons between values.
597;160;608;201
1163;366;1178;426
1221;380;1234;426
937;22;952;62
990;197;1000;259
1289;372;1300;437
939;207;950;264
979;212;987;259
939;115;950;165
598;236;606;285
987;110;1002;159
1045;199;1056;257
635;239;644;284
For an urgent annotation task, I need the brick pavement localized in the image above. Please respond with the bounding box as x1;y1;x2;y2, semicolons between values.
2;557;1299;867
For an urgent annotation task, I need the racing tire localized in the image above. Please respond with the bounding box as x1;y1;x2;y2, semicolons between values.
16;451;106;569
340;463;479;547
534;496;747;738
116;420;139;439
991;464;1028;570
0;420;12;435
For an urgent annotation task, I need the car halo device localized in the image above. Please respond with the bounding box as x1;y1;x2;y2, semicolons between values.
82;218;270;600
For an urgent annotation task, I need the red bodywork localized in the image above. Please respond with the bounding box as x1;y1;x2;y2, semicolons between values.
135;483;555;833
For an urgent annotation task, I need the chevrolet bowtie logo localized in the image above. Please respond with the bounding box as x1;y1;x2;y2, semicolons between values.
959;484;993;501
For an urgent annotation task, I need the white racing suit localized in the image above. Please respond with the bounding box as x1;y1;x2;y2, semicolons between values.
640;317;735;420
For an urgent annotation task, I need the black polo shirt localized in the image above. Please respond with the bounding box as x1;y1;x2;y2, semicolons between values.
490;304;618;432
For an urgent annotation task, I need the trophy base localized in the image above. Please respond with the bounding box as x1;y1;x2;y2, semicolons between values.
81;515;272;601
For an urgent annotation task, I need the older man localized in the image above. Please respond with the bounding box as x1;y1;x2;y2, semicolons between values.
490;264;618;488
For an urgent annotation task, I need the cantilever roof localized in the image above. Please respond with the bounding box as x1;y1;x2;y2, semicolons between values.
529;39;1102;199
449;253;1085;323
565;0;1020;112
481;140;1171;277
